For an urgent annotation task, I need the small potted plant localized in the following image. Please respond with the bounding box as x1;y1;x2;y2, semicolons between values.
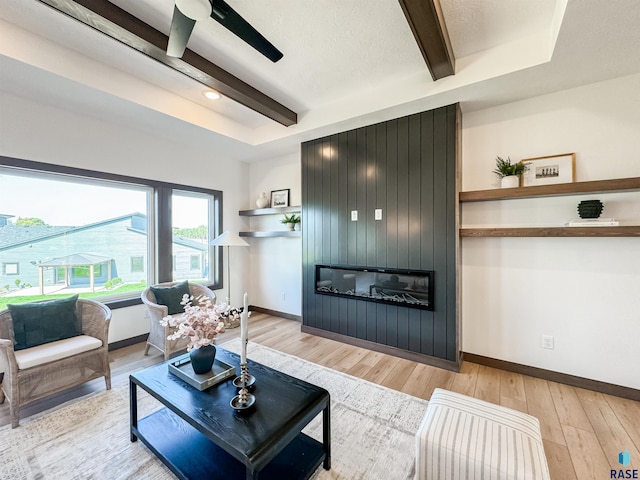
493;156;527;188
280;213;300;231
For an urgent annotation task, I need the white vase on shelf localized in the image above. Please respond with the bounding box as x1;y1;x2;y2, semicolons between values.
256;192;269;209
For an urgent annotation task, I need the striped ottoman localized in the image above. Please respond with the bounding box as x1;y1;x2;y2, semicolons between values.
416;389;550;480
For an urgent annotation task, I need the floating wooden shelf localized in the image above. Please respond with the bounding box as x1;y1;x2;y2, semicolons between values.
239;231;301;238
459;176;640;237
239;206;301;216
460;177;640;202
460;226;640;237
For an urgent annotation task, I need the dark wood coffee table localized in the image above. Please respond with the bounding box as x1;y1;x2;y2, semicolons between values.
130;347;330;480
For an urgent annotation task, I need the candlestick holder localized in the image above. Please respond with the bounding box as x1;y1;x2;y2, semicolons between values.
233;363;256;389
231;363;256;411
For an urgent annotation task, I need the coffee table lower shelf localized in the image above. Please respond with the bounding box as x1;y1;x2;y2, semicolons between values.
134;408;325;480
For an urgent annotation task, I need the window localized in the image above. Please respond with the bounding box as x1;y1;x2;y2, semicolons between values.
172;190;212;281
3;263;19;275
131;256;144;273
0;158;222;309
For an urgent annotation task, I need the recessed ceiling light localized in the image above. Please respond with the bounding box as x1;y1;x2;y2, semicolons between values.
203;90;221;100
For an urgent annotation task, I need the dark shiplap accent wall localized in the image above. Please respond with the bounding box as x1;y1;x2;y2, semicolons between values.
301;104;459;364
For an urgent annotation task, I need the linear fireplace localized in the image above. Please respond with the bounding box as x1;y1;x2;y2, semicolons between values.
315;265;434;311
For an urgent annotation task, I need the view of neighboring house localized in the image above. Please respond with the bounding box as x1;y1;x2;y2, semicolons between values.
0;213;208;294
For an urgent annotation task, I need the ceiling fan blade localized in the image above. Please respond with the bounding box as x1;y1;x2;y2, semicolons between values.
167;5;197;58
209;0;283;63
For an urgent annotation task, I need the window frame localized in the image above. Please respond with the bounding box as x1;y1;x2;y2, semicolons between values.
2;262;19;275
0;156;223;309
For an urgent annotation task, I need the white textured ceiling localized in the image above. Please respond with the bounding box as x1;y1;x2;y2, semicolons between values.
1;0;640;162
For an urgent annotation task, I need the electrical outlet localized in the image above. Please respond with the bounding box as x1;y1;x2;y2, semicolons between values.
541;335;554;349
374;208;383;220
351;210;358;221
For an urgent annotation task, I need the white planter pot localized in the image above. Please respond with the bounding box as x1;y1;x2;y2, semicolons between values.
501;175;520;188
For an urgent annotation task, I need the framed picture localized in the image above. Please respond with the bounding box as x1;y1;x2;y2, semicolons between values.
270;188;290;208
521;153;576;187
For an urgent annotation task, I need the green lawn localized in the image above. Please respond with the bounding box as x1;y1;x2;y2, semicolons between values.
0;282;146;311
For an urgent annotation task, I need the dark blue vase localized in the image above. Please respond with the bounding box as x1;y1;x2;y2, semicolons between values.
190;345;216;374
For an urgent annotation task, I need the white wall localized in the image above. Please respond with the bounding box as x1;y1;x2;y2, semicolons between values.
461;73;640;389
247;153;302;316
0;92;250;343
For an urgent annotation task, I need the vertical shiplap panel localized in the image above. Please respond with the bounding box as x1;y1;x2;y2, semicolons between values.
386;120;398;268
347;130;358;266
375;122;387;268
321;137;332;266
321;137;333;332
301;141;312;326
356;299;367;340
337;133;350;335
366;301;377;342
408;308;421;352
330;135;340;266
385;304;398;348
313;139;325;330
347;295;358;338
432;107;448;359
408;113;422;269
396;116;409;269
376;303;387;346
338;296;348;336
366;125;377;266
338;132;349;265
397;307;409;350
420;110;436;355
356;128;367;267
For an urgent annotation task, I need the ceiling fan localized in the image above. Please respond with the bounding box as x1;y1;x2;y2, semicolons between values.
167;0;283;62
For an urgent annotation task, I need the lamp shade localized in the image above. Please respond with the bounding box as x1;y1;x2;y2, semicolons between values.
209;231;249;247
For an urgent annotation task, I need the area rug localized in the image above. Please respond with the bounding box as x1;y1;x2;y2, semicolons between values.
0;340;429;479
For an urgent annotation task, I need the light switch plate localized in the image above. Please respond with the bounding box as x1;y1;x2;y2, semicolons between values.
351;210;358;221
374;209;382;220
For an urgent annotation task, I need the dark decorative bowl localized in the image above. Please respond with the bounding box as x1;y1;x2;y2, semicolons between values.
577;200;603;219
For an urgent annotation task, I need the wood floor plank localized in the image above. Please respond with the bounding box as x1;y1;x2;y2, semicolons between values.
523;376;567;446
361;354;402;384
345;350;386;378
549;382;594;432
417;367;455;401
448;361;479;397
577;388;640;469
474;364;501;404
543;439;578;480
602;394;640;455
562;425;610;480
378;358;420;392
400;363;436;398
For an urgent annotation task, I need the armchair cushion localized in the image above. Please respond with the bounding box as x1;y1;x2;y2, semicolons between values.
8;294;81;350
150;280;190;315
14;335;102;369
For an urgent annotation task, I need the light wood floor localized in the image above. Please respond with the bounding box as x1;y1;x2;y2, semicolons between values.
2;313;639;480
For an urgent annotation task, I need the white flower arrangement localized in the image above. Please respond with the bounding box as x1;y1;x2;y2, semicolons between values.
160;294;228;351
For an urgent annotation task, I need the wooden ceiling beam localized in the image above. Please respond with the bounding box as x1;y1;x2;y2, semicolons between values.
397;0;455;80
36;0;297;126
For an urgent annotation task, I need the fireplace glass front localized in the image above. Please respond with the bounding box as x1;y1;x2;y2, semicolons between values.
315;265;433;311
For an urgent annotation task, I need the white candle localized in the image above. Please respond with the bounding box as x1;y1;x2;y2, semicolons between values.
240;292;248;364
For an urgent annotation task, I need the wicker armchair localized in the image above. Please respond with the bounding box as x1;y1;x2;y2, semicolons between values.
0;298;111;428
141;282;216;361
